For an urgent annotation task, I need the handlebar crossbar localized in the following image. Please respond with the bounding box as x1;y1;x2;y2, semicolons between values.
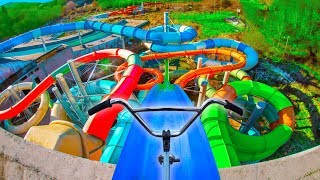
88;98;243;138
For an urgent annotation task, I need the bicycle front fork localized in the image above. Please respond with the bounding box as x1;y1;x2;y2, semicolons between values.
158;130;180;180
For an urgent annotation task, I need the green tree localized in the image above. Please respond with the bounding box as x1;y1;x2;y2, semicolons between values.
1;6;8;15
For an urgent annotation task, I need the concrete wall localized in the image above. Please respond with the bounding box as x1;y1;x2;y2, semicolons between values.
0;128;115;180
219;146;320;179
1;125;319;180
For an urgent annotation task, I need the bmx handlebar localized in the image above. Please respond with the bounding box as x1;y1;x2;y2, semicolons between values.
88;98;243;137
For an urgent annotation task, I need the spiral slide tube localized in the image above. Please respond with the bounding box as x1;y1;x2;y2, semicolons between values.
0;20;197;54
2;4;159;58
173;49;247;87
0;49;143;140
114;64;164;90
202;80;295;163
143;25;258;70
156;49;245;168
115;48;246;88
0;82;50;134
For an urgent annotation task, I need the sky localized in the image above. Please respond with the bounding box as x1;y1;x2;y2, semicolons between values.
0;0;53;6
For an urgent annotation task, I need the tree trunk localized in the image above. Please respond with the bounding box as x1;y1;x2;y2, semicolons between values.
309;47;317;65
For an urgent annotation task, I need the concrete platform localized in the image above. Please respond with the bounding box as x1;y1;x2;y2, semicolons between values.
0;126;319;179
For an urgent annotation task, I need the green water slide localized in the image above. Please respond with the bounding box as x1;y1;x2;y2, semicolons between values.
201;104;240;168
200;80;294;167
227;81;293;162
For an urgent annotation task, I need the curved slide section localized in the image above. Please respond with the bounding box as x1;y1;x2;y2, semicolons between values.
1;31;107;57
0;49;143;141
211;81;294;162
0;82;50;134
115;64;164;90
201;104;240;168
116;48;248;88
113;84;219;179
0;20;197;54
197;70;251;98
146;38;258;71
173;49;246;87
100;99;140;164
1;14;137;57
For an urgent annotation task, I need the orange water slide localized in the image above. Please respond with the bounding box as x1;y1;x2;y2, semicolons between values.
114;62;164;90
114;48;246;90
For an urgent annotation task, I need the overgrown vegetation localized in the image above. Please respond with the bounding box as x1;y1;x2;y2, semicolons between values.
0;0;64;41
171;11;243;39
246;60;320;160
240;0;320;63
96;0;201;9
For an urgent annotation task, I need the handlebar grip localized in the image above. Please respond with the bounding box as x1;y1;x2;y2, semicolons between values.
224;100;243;116
88;99;112;116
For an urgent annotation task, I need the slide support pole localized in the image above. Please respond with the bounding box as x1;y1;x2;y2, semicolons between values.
56;73;87;126
68;60;92;107
52;86;78;121
163;12;170;86
8;85;33;117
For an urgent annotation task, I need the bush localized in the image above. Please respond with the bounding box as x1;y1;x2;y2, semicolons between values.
171;11;243;39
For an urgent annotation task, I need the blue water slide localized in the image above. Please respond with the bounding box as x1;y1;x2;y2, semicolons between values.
0;22;85;53
1;31;107;57
100;99;140;164
113;84;219;179
0;17;135;58
0;21;197;54
0;20;257;75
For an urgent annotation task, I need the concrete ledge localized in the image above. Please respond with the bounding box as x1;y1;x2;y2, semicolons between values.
219;145;320;179
0;128;115;179
0;127;319;179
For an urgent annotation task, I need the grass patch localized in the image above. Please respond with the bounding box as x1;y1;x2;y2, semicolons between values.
239;0;320;61
171;11;243;39
293;62;320;82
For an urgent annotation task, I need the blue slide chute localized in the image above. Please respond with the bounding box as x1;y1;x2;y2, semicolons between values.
113;84;220;179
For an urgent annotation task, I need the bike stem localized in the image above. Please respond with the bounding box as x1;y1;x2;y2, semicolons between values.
163;130;171;180
158;130;180;180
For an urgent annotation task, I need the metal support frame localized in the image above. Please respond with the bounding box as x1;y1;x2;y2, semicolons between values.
222;62;232;85
56;73;87;125
78;30;84;48
68;60;92;107
8;85;33;117
41;36;47;52
121;36;125;49
163;12;170;86
52;86;78;122
197;57;203;69
241;101;266;134
197;81;208;107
